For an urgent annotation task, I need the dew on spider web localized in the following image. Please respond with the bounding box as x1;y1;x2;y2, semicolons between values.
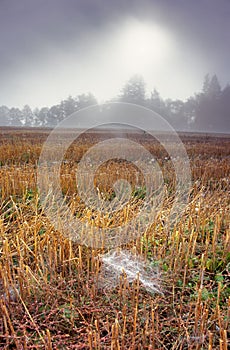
97;249;163;295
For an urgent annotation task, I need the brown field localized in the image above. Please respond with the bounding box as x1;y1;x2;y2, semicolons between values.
0;127;229;349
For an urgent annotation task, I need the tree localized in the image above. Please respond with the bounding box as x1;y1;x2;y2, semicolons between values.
120;75;146;105
207;74;221;98
35;93;97;128
164;99;188;130
32;108;40;127
75;93;97;110
202;74;211;95
9;108;23;126
38;107;49;127
0;106;10;125
184;97;197;129
147;88;165;115
47;105;62;126
60;96;78;119
219;84;230;132
194;74;222;131
21;105;34;126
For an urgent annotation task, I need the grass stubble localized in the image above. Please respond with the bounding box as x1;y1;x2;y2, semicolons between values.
0;127;229;349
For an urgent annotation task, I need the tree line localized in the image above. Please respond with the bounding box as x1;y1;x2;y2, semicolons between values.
0;74;229;132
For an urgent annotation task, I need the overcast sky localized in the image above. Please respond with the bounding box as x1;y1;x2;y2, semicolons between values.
0;0;230;108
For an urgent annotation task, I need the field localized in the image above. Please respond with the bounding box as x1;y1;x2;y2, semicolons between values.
0;127;229;349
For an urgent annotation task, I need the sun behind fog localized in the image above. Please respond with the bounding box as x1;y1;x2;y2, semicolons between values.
117;18;172;72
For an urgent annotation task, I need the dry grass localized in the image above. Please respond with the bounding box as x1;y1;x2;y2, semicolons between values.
0;127;229;349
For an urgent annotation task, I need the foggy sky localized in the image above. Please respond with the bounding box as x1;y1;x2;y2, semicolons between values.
0;0;230;108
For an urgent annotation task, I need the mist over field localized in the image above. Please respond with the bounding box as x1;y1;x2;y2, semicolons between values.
0;2;230;348
0;0;229;133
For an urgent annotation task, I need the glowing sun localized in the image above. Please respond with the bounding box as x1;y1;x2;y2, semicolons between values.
116;18;172;73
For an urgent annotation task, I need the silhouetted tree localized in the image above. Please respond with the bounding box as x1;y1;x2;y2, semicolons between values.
47;105;62;126
0;74;229;132
206;74;221;98
219;84;230;131
184;97;197;129
194;74;222;131
164;99;188;130
120;75;146;105
22;105;34;126
147;88;165;115
38;107;49;127
0;106;10;126
32;108;40;127
60;96;78;119
9;107;23;126
75;93;97;110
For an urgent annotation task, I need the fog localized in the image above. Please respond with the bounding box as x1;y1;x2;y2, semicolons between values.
0;0;230;110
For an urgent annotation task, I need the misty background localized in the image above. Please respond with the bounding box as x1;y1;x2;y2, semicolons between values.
0;0;230;132
0;73;229;132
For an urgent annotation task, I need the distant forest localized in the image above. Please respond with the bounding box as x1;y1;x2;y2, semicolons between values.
0;74;229;132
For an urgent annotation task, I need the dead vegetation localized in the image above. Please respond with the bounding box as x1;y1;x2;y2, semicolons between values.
0;127;229;349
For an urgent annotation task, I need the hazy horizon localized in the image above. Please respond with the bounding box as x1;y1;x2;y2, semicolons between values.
1;0;230;109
